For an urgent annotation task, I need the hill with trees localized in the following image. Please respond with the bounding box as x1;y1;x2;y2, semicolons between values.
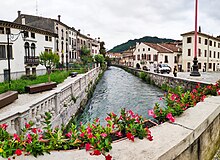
109;36;176;53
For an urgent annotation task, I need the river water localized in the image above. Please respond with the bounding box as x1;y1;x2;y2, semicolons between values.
77;66;165;125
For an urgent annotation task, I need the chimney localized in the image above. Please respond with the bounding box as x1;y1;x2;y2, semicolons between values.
17;10;21;17
21;16;25;25
87;34;90;37
198;26;201;33
78;29;81;33
58;15;61;22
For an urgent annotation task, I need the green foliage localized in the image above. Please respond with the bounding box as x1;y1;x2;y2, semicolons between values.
109;36;176;53
94;54;105;64
20;75;37;80
81;46;93;65
99;41;106;57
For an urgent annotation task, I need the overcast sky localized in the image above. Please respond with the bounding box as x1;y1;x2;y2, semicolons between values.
1;0;220;50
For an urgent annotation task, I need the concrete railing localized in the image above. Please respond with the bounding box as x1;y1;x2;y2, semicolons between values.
0;67;101;134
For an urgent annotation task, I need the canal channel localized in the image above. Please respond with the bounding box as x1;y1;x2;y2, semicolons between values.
77;66;165;125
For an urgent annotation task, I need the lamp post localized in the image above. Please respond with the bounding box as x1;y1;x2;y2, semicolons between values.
190;0;201;76
6;28;26;88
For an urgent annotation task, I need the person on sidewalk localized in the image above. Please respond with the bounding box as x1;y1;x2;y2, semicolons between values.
173;66;177;77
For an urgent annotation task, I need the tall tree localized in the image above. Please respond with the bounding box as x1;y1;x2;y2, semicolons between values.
99;41;106;57
39;51;60;82
80;46;93;65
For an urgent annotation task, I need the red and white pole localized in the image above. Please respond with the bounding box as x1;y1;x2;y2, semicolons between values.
194;0;198;58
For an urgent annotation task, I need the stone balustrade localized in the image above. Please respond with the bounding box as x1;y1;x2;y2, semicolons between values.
0;67;101;134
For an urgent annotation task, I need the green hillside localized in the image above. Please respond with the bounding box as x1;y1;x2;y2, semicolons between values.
109;36;176;53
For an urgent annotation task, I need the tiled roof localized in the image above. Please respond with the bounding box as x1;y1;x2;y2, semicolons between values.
181;31;220;42
159;43;182;52
143;42;171;53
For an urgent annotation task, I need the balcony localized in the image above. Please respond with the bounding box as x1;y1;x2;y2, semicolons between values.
24;56;40;66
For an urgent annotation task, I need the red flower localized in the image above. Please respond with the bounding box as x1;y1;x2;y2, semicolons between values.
88;133;93;139
85;143;91;151
65;132;72;138
25;123;31;129
116;131;122;137
80;132;85;138
159;97;163;100
27;134;32;143
86;126;92;133
0;124;8;130
13;134;20;142
15;149;22;156
111;112;116;117
126;132;134;142
192;89;197;93
95;118;100;123
105;116;111;121
105;154;112;160
217;90;220;95
90;150;101;156
207;85;212;90
201;95;206;101
32;128;37;134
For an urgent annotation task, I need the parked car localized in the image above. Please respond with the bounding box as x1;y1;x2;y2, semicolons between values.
155;64;171;74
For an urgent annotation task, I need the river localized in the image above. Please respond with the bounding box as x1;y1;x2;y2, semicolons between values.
77;66;165;125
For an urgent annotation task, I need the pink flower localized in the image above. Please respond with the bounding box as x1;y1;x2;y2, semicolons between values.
90;150;101;156
85;143;91;151
88;133;93;139
166;113;175;122
32;128;37;134
86;126;92;133
105;154;112;160
116;131;122;137
15;149;22;156
65;132;72;138
39;134;43;140
27;134;32;143
0;124;8;130
170;94;177;101
159;97;163;100
192;89;197;93
217;90;220;95
201;95;206;101
101;133;107;138
95;118;100;123
148;109;154;116
111;112;116;117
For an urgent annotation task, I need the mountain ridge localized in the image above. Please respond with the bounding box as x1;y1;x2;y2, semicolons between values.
109;36;177;53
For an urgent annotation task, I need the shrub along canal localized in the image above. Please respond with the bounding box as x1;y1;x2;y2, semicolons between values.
77;66;165;125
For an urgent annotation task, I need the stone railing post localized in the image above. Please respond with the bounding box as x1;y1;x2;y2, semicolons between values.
55;92;61;114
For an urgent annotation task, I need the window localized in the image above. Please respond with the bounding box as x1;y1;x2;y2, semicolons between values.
209;40;212;46
45;36;48;41
133;55;136;60
45;48;52;53
198;63;201;69
138;49;140;52
24;42;30;57
204;50;207;57
49;36;52;41
187;37;192;43
141;54;144;59
205;39;208;45
164;55;168;63
56;27;58;34
147;54;151;61
31;43;35;57
24;31;29;38
0;27;4;34
61;41;64;51
137;55;140;60
69;37;71;44
218;52;220;59
214;51;216;58
56;40;59;51
153;55;158;61
188;49;191;56
209;63;212;69
198;49;201;57
61;29;64;39
210;51;212;58
148;48;150;51
218;43;220;48
187;62;191;72
66;43;68;53
214;42;216;47
0;45;6;58
199;37;201;44
31;32;35;39
143;48;145;51
174;56;178;63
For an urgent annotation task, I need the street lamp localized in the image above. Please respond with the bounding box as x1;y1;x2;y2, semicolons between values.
190;0;201;76
6;28;26;88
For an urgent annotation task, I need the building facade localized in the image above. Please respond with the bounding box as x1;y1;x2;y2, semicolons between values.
0;20;56;82
181;31;220;72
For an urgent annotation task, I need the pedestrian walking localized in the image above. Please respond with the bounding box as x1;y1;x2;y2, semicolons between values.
173;66;177;77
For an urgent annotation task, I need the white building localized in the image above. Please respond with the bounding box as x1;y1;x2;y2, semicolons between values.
133;42;182;71
68;27;78;62
181;31;220;72
0;20;56;82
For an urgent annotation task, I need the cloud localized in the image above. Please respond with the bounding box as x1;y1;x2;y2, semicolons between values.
0;0;220;49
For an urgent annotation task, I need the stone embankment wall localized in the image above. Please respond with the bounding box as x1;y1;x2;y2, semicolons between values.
0;67;101;134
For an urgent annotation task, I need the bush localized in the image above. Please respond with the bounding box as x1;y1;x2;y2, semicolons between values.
21;75;37;81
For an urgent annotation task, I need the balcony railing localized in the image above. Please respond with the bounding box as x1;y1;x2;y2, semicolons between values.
24;56;40;66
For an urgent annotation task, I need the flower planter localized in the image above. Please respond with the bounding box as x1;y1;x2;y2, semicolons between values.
0;91;18;109
25;82;57;94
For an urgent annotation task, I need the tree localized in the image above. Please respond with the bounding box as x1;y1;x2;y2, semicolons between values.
99;41;106;57
39;51;60;82
94;54;105;64
80;46;93;65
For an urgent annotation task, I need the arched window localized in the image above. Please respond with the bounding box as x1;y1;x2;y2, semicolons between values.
31;43;35;57
56;40;59;51
24;42;30;57
61;41;64;51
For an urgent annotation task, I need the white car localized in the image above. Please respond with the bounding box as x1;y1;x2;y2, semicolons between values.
155;64;171;74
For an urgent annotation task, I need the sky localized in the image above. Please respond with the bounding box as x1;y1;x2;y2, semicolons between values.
1;0;220;50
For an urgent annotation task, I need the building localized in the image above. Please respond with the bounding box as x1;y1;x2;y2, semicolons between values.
106;52;122;64
133;42;182;71
181;31;220;72
14;11;100;67
0;20;56;82
121;47;135;67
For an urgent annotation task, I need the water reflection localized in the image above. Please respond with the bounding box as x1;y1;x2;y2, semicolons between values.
77;66;165;125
